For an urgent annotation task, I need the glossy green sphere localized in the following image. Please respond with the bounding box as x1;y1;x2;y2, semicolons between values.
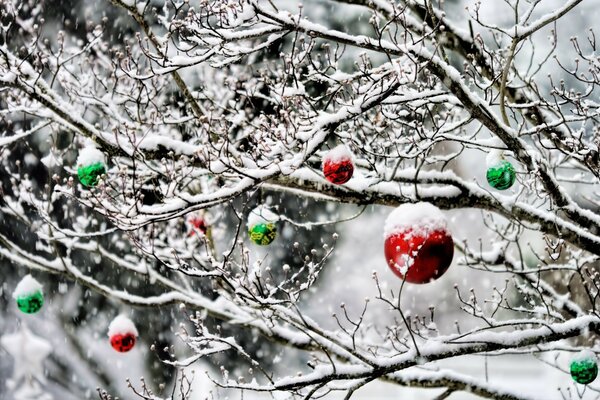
77;162;106;187
486;160;516;190
571;354;598;384
249;223;277;246
16;291;44;314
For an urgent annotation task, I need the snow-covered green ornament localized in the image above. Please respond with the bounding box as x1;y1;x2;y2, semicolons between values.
570;351;598;385
77;147;106;188
486;151;516;190
13;275;44;314
247;206;278;246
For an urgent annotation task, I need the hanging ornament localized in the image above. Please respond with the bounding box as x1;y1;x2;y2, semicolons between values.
570;351;598;384
322;145;354;185
13;275;44;314
77;147;107;188
1;325;53;400
247;206;278;246
486;150;516;190
108;315;138;353
384;202;454;284
187;213;208;236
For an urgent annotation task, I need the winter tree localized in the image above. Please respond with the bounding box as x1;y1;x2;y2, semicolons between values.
1;0;600;399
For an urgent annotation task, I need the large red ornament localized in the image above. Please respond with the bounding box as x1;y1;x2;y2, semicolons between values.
108;315;138;353
322;145;354;185
384;203;454;284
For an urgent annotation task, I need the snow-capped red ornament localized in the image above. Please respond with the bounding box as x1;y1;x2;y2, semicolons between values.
322;145;354;185
108;315;138;353
570;351;598;384
187;213;208;236
13;275;44;314
77;147;106;188
384;202;454;284
486;151;515;190
247;206;278;246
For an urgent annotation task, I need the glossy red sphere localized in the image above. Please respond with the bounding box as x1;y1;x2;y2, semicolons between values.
384;229;454;284
323;158;354;185
110;333;136;353
188;216;207;236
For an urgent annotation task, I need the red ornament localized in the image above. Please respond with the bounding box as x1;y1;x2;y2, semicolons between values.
322;145;354;185
108;315;138;353
384;203;454;284
110;333;137;353
188;215;208;236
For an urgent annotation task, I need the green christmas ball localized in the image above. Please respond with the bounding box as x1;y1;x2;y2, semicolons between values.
13;275;44;314
249;223;277;246
486;160;516;190
77;162;106;187
570;351;598;385
16;290;44;314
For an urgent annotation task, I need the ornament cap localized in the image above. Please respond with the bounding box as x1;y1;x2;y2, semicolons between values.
13;275;43;299
108;315;138;337
384;202;448;239
76;146;106;167
247;206;279;228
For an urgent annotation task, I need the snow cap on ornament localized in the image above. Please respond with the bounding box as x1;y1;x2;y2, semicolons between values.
108;315;138;353
322;145;354;185
247;206;278;246
570;350;598;385
486;150;515;190
384;202;454;284
13;275;44;314
77;146;107;188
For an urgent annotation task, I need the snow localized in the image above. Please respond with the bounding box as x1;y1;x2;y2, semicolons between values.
40;152;63;169
226;4;256;28
0;71;17;83
107;315;138;337
571;350;597;363
486;149;506;167
247;205;279;228
282;82;306;97
1;326;53;398
12;274;43;298
76;146;105;167
322;144;353;164
384;202;448;238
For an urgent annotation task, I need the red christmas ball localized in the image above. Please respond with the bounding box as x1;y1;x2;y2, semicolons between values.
384;203;454;284
188;215;208;236
322;145;354;185
110;333;137;353
108;315;138;353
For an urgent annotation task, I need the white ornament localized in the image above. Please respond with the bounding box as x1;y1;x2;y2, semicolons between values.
1;325;53;400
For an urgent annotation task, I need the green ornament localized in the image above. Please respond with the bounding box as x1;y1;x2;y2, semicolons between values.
78;162;106;187
486;160;516;190
249;223;277;246
571;352;598;385
16;291;44;314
